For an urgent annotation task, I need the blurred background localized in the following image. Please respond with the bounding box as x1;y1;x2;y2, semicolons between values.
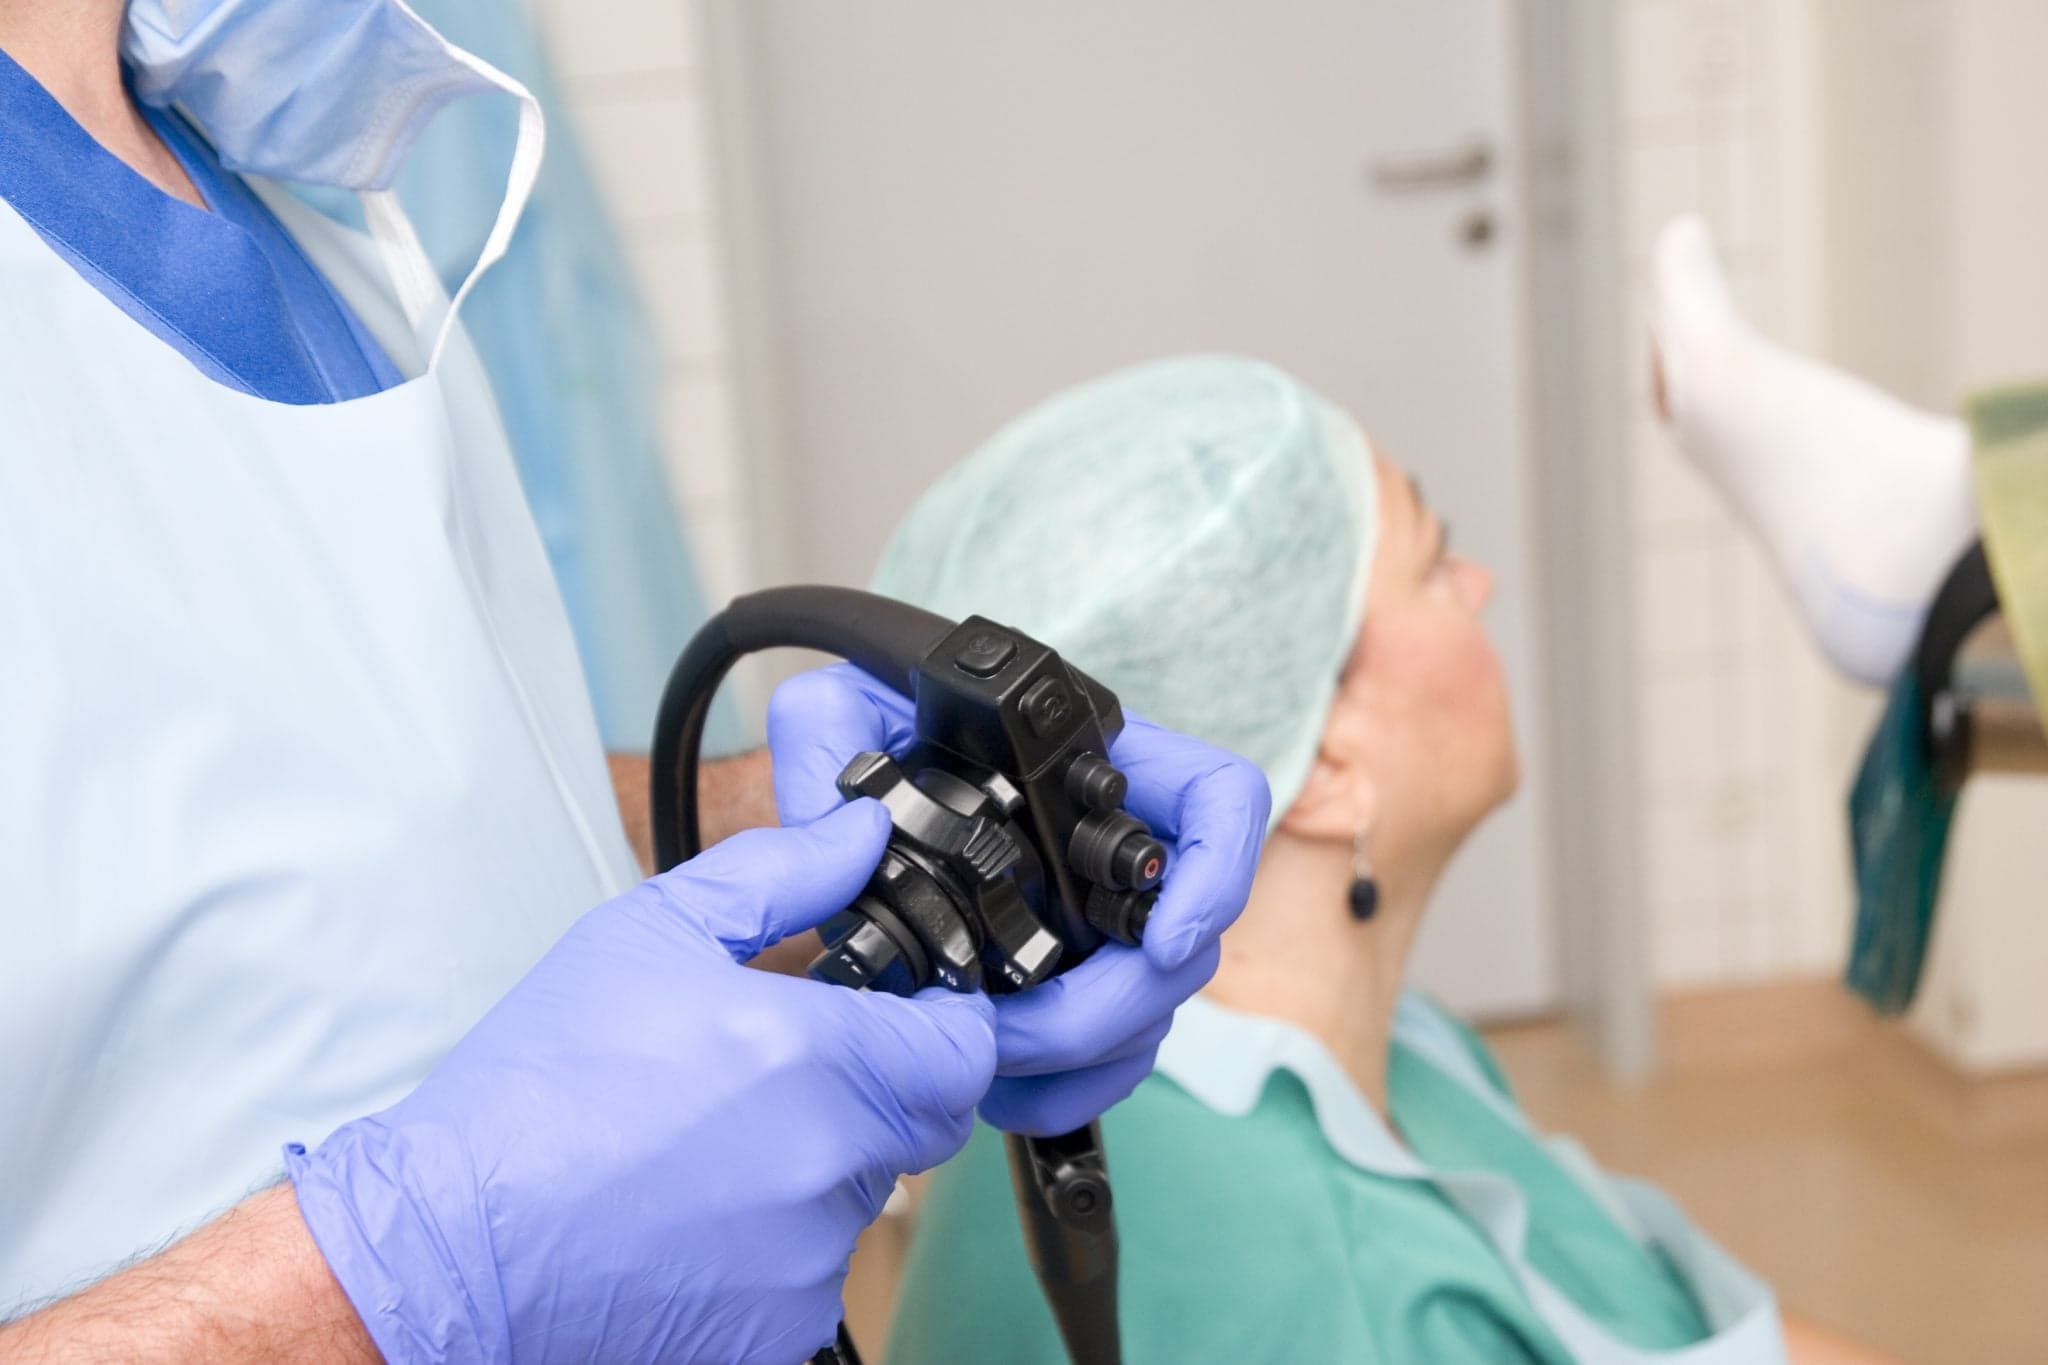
485;2;2048;1358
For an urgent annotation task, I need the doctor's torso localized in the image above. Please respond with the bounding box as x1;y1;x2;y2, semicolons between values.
0;75;635;1308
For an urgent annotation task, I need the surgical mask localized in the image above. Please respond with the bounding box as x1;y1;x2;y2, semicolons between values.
123;0;503;188
123;0;543;362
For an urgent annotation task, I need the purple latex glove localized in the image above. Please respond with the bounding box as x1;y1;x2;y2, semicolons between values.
767;664;1269;1135
288;802;995;1365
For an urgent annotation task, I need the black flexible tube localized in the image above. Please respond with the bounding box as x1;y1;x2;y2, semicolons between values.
650;586;956;871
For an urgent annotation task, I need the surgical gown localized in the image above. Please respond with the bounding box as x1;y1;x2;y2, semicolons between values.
391;0;741;754
0;48;398;403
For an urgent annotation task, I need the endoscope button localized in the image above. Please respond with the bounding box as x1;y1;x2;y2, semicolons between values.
954;630;1017;677
1063;752;1128;811
1019;676;1073;736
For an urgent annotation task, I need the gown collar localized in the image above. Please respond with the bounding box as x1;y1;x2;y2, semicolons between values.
0;49;331;401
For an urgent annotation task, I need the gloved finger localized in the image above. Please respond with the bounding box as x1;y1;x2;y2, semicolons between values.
767;664;918;825
1109;715;1270;971
978;1049;1161;1137
995;996;1173;1077
850;987;998;1169
989;939;1219;1078
897;987;1001;1116
651;800;891;961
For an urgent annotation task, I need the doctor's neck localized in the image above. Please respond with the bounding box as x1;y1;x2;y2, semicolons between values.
0;1;204;208
1202;826;1449;1115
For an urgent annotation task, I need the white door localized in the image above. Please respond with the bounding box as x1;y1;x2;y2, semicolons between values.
731;0;1554;1017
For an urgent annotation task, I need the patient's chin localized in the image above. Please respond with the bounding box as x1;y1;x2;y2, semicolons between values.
1494;736;1524;806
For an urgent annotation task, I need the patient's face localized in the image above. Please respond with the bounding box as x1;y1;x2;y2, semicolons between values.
1332;451;1518;848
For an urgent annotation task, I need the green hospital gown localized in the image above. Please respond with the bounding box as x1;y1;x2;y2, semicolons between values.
887;994;1714;1363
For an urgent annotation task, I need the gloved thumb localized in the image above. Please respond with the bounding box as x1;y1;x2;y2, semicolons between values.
905;987;999;1117
651;799;891;961
857;987;999;1169
767;665;916;825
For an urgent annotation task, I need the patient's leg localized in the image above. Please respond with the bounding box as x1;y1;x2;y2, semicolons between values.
1650;214;1975;686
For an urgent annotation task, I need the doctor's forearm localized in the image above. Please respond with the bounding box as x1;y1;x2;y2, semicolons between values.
696;747;777;844
0;1185;381;1364
609;748;778;874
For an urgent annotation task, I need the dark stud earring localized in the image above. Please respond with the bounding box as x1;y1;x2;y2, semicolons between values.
1348;829;1379;921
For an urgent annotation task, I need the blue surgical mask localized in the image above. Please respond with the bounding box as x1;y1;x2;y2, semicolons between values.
123;0;543;367
121;0;503;189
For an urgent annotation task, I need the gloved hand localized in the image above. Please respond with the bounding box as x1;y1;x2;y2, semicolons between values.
769;664;1269;1136
287;801;996;1365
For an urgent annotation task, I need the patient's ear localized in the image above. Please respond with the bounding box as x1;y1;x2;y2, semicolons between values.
1277;733;1375;845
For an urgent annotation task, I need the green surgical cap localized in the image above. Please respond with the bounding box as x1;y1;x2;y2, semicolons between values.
871;355;1379;822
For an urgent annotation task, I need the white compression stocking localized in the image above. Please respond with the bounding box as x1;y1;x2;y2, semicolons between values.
1651;215;1977;686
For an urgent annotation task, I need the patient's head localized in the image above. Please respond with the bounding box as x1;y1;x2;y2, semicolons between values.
873;355;1515;898
1280;453;1518;871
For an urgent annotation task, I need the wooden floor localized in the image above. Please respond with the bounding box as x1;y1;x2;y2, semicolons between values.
851;979;2048;1363
1486;980;2048;1365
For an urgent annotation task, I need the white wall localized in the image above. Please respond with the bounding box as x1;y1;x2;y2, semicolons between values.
530;0;760;615
1615;0;1852;991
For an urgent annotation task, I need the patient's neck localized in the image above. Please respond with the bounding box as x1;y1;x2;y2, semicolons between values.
1201;828;1444;1113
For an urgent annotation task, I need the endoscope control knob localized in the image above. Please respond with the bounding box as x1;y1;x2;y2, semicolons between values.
982;881;1065;989
1062;752;1128;812
835;750;900;802
977;771;1026;817
960;819;1025;882
1068;811;1167;893
808;911;906;991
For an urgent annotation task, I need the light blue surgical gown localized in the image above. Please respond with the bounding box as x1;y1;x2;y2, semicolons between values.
391;0;741;755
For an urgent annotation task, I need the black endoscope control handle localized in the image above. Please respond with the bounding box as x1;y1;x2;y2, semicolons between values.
653;592;1154;1365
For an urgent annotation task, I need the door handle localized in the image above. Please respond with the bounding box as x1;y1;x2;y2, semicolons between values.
1367;139;1492;191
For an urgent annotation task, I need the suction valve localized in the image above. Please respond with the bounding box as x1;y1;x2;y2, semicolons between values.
1068;810;1167;893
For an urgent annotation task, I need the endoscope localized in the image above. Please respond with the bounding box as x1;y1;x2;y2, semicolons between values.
652;586;1163;1365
